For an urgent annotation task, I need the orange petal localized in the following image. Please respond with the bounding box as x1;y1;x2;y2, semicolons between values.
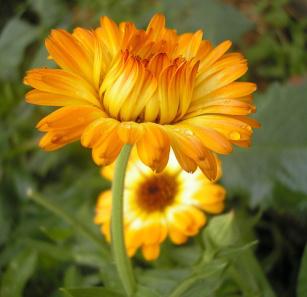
179;121;232;155
186;99;256;118
136;123;170;173
198;40;232;72
24;68;99;106
192;115;256;145
117;122;144;144
199;82;257;101
176;30;203;59
25;89;91;106
36;105;103;132
89;121;123;166
146;13;166;41
81;117;119;148
194;60;247;100
165;126;218;180
45;29;92;81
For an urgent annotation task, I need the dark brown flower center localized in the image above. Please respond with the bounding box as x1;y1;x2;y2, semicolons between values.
136;173;178;212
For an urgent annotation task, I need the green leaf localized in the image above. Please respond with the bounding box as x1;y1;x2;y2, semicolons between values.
0;18;39;80
222;81;307;207
169;260;227;297
135;285;161;297
61;287;124;297
0;249;37;297
28;0;69;27
297;245;307;297
161;0;254;44
0;195;11;245
138;268;192;295
63;266;83;288
203;212;239;247
27;239;73;261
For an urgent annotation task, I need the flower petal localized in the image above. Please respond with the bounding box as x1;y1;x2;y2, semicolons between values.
193;184;226;213
179;121;233;154
142;244;160;261
165;125;218;180
24;68;99;106
45;29;92;81
136;123;170;173
117;122;144;144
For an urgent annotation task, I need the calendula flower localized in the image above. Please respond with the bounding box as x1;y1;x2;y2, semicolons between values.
95;151;225;261
24;14;259;180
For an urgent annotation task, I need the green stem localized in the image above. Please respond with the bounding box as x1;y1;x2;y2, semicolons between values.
242;249;276;297
230;247;276;297
27;189;109;257
168;274;208;297
111;144;136;297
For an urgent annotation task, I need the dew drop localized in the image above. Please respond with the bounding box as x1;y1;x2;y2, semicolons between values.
183;129;194;136
229;131;241;140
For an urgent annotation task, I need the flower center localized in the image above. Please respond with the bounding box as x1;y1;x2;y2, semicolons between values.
136;173;178;212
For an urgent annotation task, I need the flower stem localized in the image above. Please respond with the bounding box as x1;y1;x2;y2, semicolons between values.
111;144;136;296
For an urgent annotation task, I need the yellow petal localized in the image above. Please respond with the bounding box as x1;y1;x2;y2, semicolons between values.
141;244;160;261
194;184;226;214
101;53;143;119
98;16;121;57
142;214;167;245
168;226;188;245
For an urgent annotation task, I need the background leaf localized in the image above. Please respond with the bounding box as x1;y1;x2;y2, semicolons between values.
156;0;254;44
0;249;37;297
0;18;39;80
61;287;124;297
222;81;307;207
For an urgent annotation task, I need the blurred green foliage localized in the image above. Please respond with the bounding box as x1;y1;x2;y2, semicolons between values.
245;0;307;81
0;0;306;297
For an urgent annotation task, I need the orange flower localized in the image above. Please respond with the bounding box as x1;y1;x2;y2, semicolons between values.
24;14;259;180
95;150;226;261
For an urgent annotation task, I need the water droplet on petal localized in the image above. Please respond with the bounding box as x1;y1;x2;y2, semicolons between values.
229;131;241;140
183;129;193;136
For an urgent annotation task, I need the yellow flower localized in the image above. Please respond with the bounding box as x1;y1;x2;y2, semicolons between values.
95;150;226;261
24;14;259;180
